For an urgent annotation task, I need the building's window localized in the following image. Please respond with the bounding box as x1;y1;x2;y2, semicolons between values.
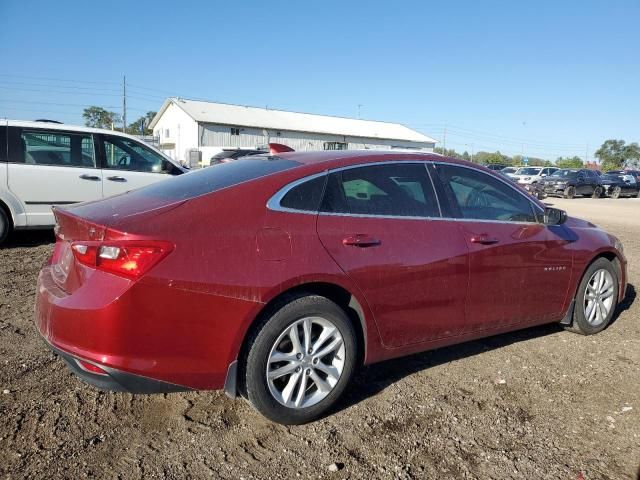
230;127;241;136
324;142;348;151
276;131;281;137
164;129;170;138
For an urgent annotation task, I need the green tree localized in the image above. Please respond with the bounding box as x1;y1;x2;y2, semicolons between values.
126;111;157;135
83;106;120;129
556;156;584;168
595;139;640;171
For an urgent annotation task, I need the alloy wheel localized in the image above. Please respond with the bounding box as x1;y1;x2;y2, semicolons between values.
583;269;615;326
266;317;345;409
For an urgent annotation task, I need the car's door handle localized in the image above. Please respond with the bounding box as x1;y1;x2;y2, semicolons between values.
107;176;127;182
470;234;500;245
342;234;381;248
79;174;100;181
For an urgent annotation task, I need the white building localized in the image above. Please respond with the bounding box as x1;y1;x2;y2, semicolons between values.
148;98;436;166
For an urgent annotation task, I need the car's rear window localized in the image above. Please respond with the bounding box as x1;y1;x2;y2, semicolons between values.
129;156;301;201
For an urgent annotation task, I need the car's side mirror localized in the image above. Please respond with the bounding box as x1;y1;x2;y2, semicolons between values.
543;207;567;225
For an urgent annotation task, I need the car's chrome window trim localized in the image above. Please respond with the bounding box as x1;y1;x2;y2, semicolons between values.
267;159;545;223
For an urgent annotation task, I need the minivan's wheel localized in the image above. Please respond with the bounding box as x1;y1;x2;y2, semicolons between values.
244;295;357;424
592;186;603;198
564;186;576;199
0;208;10;246
566;258;619;335
610;186;621;199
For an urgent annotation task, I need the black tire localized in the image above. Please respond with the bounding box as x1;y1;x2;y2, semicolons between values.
564;186;576;199
244;294;357;424
0;208;11;246
610;186;621;199
592;186;603;199
565;258;619;335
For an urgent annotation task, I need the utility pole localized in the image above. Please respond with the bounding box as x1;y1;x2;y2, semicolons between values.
122;75;127;133
442;124;447;154
585;144;589;164
357;104;363;119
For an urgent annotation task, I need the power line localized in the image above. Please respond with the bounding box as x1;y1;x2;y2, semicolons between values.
0;73;120;86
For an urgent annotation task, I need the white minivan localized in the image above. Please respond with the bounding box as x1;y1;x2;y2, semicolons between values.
0;120;187;244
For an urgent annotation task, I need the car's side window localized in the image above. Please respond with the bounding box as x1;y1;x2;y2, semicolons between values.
320;163;439;218
102;135;175;174
16;129;96;168
436;164;538;223
279;175;327;211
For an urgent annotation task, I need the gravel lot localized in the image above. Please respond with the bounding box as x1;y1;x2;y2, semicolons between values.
1;198;638;479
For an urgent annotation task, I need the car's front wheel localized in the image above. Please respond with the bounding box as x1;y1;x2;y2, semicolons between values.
566;258;619;335
592;186;603;198
564;186;576;199
244;294;357;424
610;186;621;199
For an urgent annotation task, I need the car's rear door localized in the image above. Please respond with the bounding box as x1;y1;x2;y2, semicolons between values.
6;126;102;226
98;134;182;197
316;162;469;348
432;163;573;332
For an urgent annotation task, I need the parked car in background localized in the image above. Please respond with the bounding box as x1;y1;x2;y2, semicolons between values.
500;166;518;175
0;120;187;244
484;164;508;171
607;169;640;183
510;166;558;186
600;173;640;198
209;144;296;166
35;152;627;424
540;168;603;199
210;148;267;165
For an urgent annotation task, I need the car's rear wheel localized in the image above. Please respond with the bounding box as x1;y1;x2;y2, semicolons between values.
566;258;619;335
244;294;357;424
0;208;11;246
610;186;621;199
564;186;576;199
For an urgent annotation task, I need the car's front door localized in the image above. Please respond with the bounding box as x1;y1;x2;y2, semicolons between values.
432;163;573;332
316;162;470;348
98;134;181;197
575;172;593;196
6;127;102;226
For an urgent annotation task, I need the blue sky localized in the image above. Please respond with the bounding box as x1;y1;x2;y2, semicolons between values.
1;0;638;161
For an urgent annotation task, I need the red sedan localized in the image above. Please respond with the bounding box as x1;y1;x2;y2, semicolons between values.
35;152;627;424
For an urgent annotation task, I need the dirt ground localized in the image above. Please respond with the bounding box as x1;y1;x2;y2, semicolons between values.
1;197;639;480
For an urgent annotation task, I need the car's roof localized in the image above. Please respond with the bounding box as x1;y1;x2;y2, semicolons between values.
4;119;146;142
277;150;460;169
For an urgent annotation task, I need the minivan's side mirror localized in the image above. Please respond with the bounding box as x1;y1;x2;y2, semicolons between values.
543;207;567;225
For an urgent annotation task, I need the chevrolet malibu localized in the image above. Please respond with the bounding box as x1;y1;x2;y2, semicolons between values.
35;152;627;424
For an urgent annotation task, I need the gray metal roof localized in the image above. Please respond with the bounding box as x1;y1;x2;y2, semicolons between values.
150;98;436;144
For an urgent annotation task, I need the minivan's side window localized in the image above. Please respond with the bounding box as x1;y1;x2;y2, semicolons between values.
102;135;174;174
436;164;538;222
321;163;440;218
18;130;96;167
0;126;6;162
280;175;327;211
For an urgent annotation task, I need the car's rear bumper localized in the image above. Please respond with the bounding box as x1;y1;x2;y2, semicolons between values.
44;339;189;393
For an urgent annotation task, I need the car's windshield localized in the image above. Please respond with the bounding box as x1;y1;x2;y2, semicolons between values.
516;167;542;175
549;169;579;179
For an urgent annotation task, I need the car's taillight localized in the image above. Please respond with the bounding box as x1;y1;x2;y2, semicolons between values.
71;241;173;279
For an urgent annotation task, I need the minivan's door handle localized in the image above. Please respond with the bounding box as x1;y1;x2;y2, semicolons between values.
470;234;500;245
107;176;127;182
79;174;100;181
342;234;381;248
